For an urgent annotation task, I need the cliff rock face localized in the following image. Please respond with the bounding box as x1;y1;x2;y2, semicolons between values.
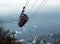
0;27;21;44
55;40;60;44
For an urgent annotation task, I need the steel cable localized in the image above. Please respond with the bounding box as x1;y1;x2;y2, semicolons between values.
30;0;48;15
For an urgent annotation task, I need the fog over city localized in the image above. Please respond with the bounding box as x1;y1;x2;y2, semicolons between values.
0;0;60;39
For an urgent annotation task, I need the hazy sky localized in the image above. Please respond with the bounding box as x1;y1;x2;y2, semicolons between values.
0;0;60;38
0;0;60;16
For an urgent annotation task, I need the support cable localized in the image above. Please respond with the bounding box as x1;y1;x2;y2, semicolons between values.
31;0;48;15
37;0;48;14
27;0;38;14
25;0;30;9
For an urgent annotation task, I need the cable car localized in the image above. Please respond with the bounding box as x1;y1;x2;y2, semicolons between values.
18;14;29;27
18;0;47;27
18;6;29;27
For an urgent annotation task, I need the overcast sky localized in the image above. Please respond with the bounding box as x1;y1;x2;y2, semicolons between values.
0;0;60;16
0;0;60;37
